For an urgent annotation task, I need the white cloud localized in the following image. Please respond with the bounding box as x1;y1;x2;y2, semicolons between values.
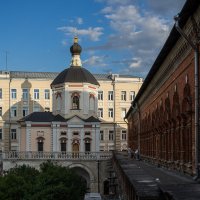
77;17;83;25
92;1;178;75
129;58;142;68
57;26;104;41
83;55;107;67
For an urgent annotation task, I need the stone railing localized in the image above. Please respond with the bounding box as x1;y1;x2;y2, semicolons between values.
2;151;112;161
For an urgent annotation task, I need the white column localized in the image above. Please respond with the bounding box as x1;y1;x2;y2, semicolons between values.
56;124;60;151
25;123;31;151
52;123;57;152
80;128;84;152
18;126;21;151
91;125;96;152
67;129;72;152
83;87;89;115
95;125;100;152
64;88;69;115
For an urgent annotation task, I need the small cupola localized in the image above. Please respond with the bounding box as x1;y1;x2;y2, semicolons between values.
70;37;82;56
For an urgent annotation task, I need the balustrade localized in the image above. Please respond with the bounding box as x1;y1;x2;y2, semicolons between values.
2;151;112;160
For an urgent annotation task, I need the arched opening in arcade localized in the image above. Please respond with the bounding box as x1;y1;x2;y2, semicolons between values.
72;167;91;192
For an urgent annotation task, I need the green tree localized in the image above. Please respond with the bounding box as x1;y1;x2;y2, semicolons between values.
0;161;87;200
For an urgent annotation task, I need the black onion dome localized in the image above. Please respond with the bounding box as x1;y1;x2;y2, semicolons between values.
70;37;82;55
70;43;82;55
51;67;99;86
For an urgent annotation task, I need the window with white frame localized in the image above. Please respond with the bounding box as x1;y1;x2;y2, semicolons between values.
45;89;50;100
60;138;67;152
121;108;126;118
108;108;113;118
109;130;114;141
22;106;28;117
11;129;17;140
100;130;104;141
11;106;17;117
11;89;17;99
98;108;103;118
0;88;2;99
22;88;28;100
34;89;39;99
0;129;2;140
0;107;2;117
121;130;127;140
130;91;135;101
33;105;40;112
108;91;113;101
98;91;103;100
72;95;79;109
121;91;126;101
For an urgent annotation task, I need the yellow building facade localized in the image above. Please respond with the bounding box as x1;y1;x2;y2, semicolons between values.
0;41;143;153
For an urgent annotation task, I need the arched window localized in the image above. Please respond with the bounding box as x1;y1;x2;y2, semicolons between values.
60;138;67;152
72;95;79;109
37;137;44;152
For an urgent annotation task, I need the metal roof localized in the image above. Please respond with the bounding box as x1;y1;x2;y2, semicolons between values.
3;71;139;81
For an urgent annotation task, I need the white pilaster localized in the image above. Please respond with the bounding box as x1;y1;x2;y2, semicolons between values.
80;128;84;152
67;129;72;152
25;123;31;151
52;123;57;152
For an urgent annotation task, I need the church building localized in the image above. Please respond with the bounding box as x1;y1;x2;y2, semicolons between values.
18;37;101;153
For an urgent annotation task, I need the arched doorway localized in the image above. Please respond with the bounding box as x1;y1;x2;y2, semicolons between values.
72;143;79;152
71;167;90;192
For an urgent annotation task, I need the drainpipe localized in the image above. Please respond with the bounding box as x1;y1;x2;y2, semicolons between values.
111;75;116;150
8;77;12;151
174;14;200;180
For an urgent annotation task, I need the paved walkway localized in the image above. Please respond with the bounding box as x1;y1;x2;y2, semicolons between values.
114;152;200;200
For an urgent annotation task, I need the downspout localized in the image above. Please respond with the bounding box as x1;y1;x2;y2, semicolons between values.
174;14;200;180
111;75;116;150
9;77;12;151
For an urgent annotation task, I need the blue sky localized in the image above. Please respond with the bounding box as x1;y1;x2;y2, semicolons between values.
0;0;185;77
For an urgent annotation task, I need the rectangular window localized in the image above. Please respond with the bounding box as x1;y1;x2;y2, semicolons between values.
61;142;66;152
11;129;17;140
0;107;2;117
22;106;28;117
130;91;135;101
121;91;126;101
98;108;103;118
85;143;91;152
98;91;103;100
108;91;113;101
0;88;2;99
109;130;114;141
121;130;127;140
38;142;43;152
45;89;50;100
11;89;17;99
11;106;17;117
100;130;104;141
108;108;113;118
121;108;126;119
33;105;40;112
22;89;28;100
34;89;39;99
0;129;2;140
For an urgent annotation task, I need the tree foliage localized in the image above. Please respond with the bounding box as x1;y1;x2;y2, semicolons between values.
0;161;87;200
